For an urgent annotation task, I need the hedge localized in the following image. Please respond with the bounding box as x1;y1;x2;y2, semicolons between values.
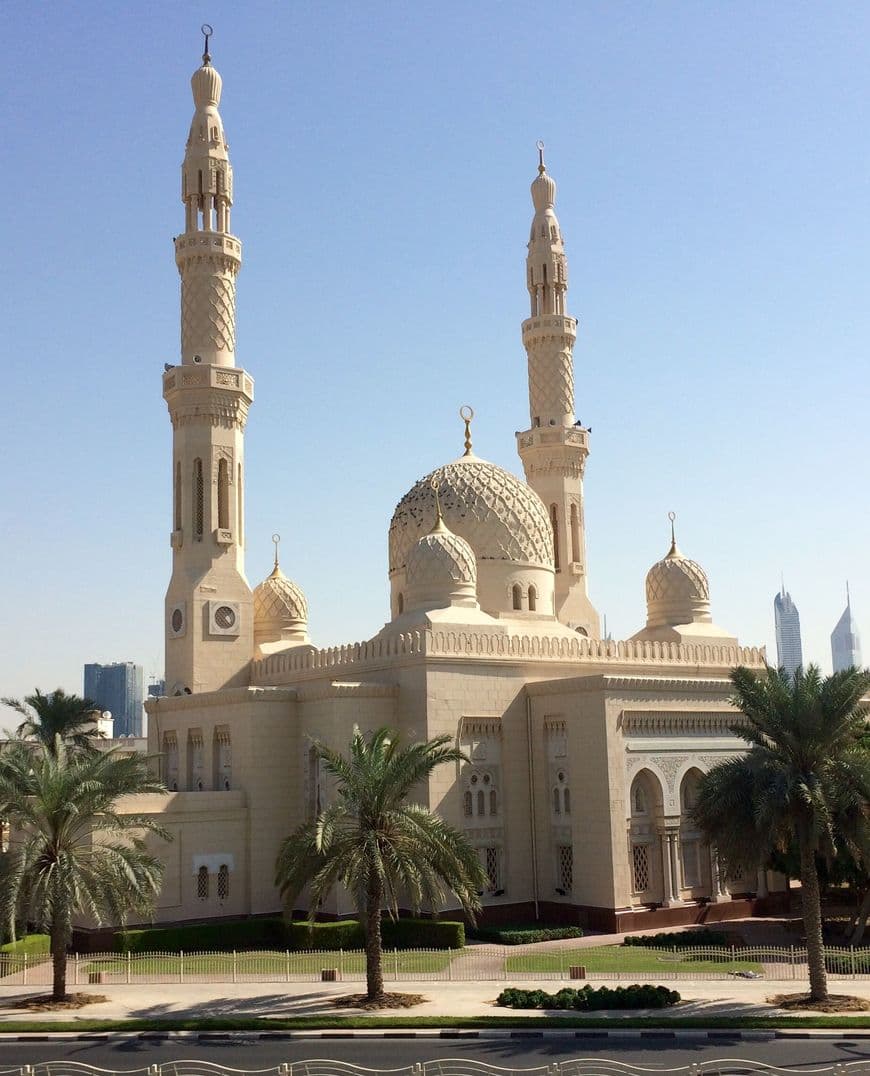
496;984;681;1010
116;917;464;953
622;929;729;949
471;925;584;945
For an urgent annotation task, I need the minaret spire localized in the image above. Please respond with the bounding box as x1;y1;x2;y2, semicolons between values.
162;33;254;695
516;146;599;638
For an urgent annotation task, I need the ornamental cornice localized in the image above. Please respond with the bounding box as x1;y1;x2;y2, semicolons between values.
458;715;503;738
145;685;297;715
296;680;398;703
167;400;251;431
621;710;745;736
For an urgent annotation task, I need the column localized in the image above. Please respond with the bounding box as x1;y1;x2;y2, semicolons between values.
709;845;726;903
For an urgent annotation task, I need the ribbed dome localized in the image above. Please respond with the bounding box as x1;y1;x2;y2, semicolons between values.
644;539;711;629
254;564;308;625
389;455;554;574
406;515;478;611
191;63;222;108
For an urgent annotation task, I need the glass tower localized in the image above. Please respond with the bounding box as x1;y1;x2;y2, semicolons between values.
774;587;803;677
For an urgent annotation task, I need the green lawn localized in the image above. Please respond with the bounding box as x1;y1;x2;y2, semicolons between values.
506;945;762;976
86;948;454;977
0;934;50;955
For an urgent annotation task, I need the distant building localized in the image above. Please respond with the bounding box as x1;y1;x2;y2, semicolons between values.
831;586;862;672
147;679;166;699
774;586;803;676
83;662;144;738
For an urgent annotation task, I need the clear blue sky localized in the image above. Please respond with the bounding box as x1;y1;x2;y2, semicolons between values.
2;1;868;711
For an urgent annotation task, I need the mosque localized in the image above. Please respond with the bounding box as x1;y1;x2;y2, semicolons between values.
139;38;785;936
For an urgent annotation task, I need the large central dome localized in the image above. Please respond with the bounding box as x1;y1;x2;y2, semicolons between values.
389;454;554;572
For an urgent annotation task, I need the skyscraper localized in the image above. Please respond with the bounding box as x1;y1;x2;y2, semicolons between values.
831;585;862;672
83;662;144;737
774;586;803;676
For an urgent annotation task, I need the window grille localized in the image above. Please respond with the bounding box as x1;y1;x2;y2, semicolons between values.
489;789;497;816
193;458;204;538
463;791;473;817
484;847;501;892
631;843;651;893
217;458;229;530
557;844;573;892
197;865;209;901
217;864;229;901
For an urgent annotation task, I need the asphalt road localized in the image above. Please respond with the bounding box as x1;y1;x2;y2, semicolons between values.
1;1036;870;1070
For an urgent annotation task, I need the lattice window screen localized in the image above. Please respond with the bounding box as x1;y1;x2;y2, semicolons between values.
197;865;209;901
632;843;651;893
484;847;501;891
558;844;573;892
217;864;229;901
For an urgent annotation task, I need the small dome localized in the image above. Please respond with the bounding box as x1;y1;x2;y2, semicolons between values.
406;515;478;611
531;170;556;213
644;536;711;629
254;564;308;635
389;455;553;573
191;62;222;109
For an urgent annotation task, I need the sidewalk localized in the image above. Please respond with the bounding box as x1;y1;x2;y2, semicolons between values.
1;976;869;1024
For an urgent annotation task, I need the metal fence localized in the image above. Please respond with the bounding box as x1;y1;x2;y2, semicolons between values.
1;1061;870;1076
2;944;870;986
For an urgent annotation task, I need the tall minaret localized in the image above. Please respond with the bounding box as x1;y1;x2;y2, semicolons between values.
162;29;254;694
515;145;599;637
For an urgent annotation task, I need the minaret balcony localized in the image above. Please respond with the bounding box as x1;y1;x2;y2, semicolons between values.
163;365;253;399
522;314;577;346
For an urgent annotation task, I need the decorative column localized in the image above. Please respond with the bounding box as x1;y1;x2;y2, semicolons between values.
709;845;727;902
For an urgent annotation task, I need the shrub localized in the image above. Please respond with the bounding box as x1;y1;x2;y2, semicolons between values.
383;918;465;950
116;919;286;953
496;984;681;1010
623;929;729;949
470;924;584;945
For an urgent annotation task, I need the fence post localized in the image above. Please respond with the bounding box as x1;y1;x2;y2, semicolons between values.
285;949;290;983
233;950;237;984
180;949;184;985
394;948;399;981
339;948;344;979
127;949;131;985
790;945;796;980
23;952;27;986
730;945;735;973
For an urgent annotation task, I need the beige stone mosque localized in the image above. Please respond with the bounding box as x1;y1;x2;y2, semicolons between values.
135;38;786;936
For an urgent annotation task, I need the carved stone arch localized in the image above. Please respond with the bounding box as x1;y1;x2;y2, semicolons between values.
677;764;705;813
627;766;666;821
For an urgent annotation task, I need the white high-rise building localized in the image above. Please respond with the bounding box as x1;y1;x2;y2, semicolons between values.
774;586;803;676
831;585;862;672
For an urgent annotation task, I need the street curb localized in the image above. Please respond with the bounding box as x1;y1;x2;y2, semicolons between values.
2;1029;870;1042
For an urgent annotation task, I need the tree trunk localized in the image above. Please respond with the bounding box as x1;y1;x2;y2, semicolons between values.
798;835;828;1002
364;875;384;1003
50;922;67;1002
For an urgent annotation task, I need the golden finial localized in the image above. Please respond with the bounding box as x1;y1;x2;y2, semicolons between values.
536;140;546;175
201;23;213;65
459;405;474;457
667;511;678;557
271;532;281;572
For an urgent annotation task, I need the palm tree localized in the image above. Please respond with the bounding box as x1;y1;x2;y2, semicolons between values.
693;664;870;1002
0;738;170;1000
275;727;487;1004
2;688;102;754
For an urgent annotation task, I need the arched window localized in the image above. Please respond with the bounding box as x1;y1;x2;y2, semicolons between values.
193;458;204;539
489;789;498;816
553;787;561;814
550;505;560;569
528;585;537;612
563;787;571;815
397;592;404;615
174;461;181;532
217;458;229;530
570;503;580;564
237;462;243;547
477;789;485;816
197;865;209;901
512;584;522;610
633;785;646;814
463;791;472;817
217;864;229;902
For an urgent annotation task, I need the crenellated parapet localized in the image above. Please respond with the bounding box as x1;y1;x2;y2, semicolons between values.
251;627;766;685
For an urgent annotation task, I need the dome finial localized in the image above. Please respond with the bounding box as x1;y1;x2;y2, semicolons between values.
667;511;679;557
271;532;281;573
459;405;474;457
201;23;213;66
536;140;546;175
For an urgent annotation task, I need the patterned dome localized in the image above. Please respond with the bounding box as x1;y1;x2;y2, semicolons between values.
389;455;554;573
406;518;477;604
644;538;711;629
254;564;308;625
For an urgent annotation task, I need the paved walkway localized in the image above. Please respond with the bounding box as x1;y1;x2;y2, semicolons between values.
0;976;868;1024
